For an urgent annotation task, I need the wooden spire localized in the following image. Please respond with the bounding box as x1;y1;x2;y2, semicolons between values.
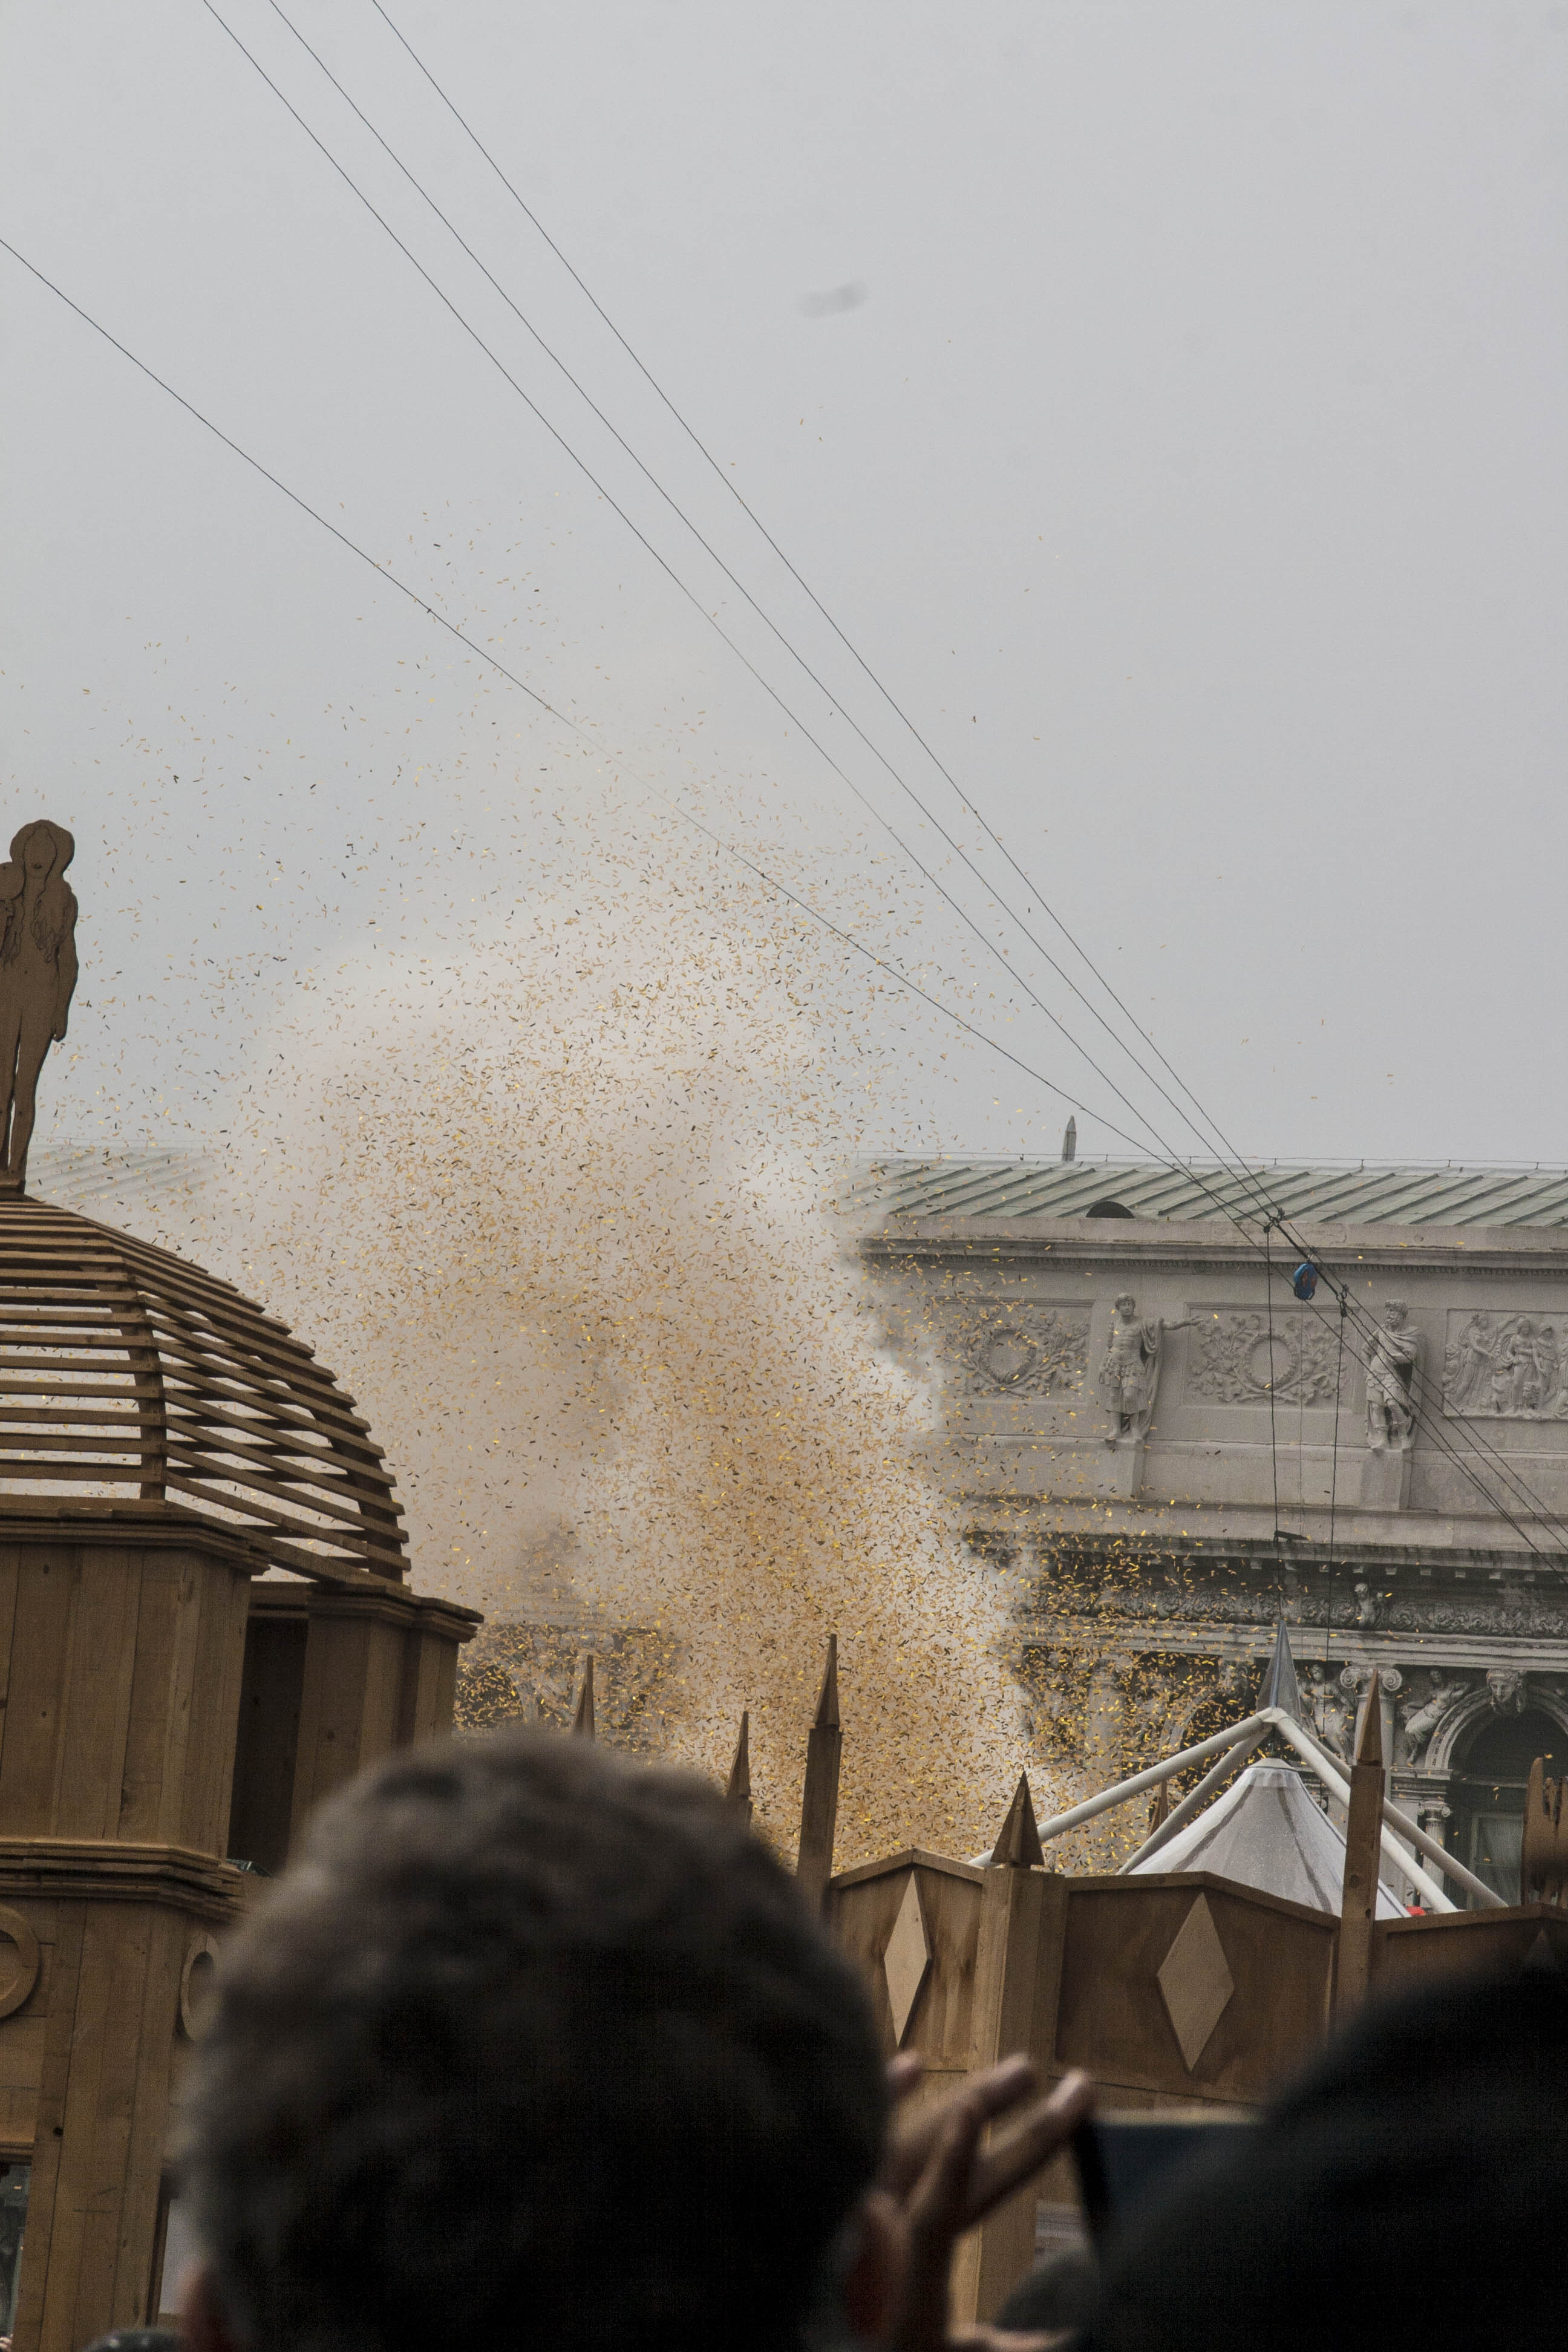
1334;1670;1383;2019
1354;1673;1383;1769
570;1653;596;1739
726;1710;753;1824
990;1771;1045;1868
795;1637;843;1912
1522;1756;1568;1907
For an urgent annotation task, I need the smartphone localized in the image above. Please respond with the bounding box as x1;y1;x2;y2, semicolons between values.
1072;2112;1254;2242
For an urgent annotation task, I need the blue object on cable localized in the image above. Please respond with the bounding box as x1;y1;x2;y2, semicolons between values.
1292;1263;1318;1301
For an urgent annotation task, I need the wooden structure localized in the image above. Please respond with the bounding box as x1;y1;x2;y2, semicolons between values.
795;1636;842;1912
777;1626;1568;2324
0;1190;478;2351
0;1198;405;1578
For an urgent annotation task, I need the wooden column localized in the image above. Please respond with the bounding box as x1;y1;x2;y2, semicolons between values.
285;1582;479;1851
1335;1670;1385;2022
0;1538;478;2352
796;1638;842;1912
952;1775;1070;2326
0;1520;256;2352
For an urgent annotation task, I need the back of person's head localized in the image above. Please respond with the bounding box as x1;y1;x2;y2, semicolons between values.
1088;1962;1568;2352
185;1730;888;2352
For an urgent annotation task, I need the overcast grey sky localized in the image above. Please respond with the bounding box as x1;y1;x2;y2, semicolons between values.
3;0;1566;1171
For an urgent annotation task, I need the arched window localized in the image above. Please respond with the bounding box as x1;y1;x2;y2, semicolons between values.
1449;1707;1565;1905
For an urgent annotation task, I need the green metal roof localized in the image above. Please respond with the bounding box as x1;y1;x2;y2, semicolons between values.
846;1159;1568;1229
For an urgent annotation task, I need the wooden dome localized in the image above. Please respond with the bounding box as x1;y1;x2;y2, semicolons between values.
0;1196;405;1579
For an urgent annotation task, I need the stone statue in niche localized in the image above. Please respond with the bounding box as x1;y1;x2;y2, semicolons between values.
1353;1581;1388;1630
1301;1661;1353;1762
1395;1671;1465;1765
1364;1299;1421;1453
0;822;77;1194
1486;1665;1526;1714
1445;1310;1568;1420
1098;1293;1198;1444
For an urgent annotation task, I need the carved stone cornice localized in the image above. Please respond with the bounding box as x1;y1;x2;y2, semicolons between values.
861;1214;1568;1278
1028;1583;1568;1640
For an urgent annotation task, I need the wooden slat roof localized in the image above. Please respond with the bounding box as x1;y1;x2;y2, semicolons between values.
0;1198;405;1581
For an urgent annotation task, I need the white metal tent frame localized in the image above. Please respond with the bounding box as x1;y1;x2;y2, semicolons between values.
1036;1703;1504;1913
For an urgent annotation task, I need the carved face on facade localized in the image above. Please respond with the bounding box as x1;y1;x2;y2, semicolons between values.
1114;1293;1136;1321
1383;1299;1408;1330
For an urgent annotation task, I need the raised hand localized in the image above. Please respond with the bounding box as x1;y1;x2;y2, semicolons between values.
880;2053;1093;2352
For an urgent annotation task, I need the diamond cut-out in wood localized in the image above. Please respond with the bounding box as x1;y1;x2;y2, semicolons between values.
883;1874;931;2045
1157;1894;1235;2071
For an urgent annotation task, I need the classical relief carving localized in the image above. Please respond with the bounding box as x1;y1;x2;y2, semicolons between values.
1400;1598;1568;1638
1187;1310;1343;1408
1037;1579;1568;1639
1445;1311;1568;1420
1486;1665;1527;1713
1396;1671;1468;1765
952;1307;1089;1395
1342;1662;1402;1699
1301;1661;1354;1762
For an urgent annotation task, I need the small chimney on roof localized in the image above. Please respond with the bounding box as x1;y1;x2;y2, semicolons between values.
1062;1117;1077;1163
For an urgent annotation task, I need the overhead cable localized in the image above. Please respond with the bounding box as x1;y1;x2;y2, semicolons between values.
238;0;1261;1191
12;228;1566;1572
203;0;1209;1158
365;0;1240;1165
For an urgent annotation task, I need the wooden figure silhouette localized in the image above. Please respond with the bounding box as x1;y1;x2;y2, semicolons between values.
0;822;78;1192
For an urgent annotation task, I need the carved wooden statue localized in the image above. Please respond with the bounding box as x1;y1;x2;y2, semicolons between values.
0;821;77;1192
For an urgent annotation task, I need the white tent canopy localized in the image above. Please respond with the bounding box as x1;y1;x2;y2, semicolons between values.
985;1628;1503;1913
1128;1759;1403;1918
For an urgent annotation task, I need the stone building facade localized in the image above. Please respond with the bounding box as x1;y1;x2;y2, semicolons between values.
854;1159;1568;1901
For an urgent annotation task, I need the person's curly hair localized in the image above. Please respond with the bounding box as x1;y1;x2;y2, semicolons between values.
185;1733;887;2352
